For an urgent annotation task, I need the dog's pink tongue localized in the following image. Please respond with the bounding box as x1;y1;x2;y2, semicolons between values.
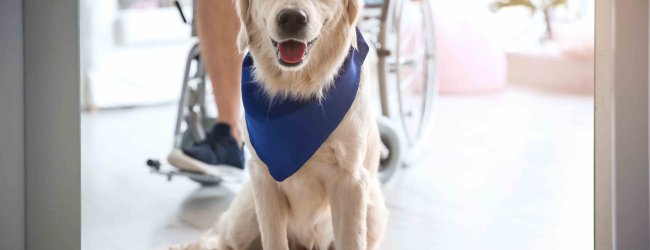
279;41;307;64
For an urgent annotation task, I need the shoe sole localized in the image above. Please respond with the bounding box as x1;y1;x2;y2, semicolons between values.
167;149;245;183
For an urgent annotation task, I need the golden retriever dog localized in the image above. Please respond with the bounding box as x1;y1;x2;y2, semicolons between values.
173;0;387;249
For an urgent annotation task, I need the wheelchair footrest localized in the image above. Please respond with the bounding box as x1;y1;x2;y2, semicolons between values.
146;158;222;186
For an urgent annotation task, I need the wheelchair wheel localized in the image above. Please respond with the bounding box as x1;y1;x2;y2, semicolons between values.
377;116;403;184
378;0;438;164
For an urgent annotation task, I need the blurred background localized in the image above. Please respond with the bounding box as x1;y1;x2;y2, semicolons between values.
81;0;594;249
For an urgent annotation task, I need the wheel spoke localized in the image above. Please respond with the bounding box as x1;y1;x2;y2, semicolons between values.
395;1;433;147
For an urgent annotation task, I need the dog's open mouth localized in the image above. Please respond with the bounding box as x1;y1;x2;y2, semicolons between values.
272;39;316;67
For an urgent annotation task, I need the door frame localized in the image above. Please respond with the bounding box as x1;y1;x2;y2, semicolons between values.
595;0;649;249
23;0;81;249
20;0;649;249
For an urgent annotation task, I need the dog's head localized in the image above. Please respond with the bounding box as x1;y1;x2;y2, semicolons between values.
237;0;363;99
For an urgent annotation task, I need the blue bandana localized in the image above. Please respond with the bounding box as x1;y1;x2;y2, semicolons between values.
242;28;369;182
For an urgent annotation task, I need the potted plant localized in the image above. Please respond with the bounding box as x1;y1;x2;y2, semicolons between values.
490;0;567;41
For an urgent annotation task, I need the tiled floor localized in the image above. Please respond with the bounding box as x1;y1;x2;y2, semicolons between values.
82;87;594;250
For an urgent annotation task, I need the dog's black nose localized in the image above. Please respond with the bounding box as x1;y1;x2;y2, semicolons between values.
277;8;308;35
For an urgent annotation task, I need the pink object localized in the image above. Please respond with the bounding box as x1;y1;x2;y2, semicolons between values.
435;17;507;94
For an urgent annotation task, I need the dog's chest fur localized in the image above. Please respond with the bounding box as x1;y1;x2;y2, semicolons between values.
243;65;375;249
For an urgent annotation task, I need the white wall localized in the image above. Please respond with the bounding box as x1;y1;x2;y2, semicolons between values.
0;0;25;249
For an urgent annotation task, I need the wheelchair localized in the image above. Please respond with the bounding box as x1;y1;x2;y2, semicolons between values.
148;0;438;186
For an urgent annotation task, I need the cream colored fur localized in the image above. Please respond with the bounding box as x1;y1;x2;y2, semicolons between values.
172;0;387;249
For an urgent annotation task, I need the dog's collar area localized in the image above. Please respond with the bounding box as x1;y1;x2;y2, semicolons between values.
243;28;369;182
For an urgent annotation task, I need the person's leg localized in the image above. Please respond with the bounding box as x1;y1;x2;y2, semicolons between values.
167;0;245;178
196;0;243;143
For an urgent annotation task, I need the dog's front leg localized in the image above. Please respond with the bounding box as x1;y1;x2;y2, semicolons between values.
329;168;369;250
249;159;290;250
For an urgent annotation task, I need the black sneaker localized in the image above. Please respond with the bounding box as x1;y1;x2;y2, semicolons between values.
167;123;245;182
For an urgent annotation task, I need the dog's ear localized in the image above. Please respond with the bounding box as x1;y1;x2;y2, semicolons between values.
345;0;363;26
236;0;251;53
